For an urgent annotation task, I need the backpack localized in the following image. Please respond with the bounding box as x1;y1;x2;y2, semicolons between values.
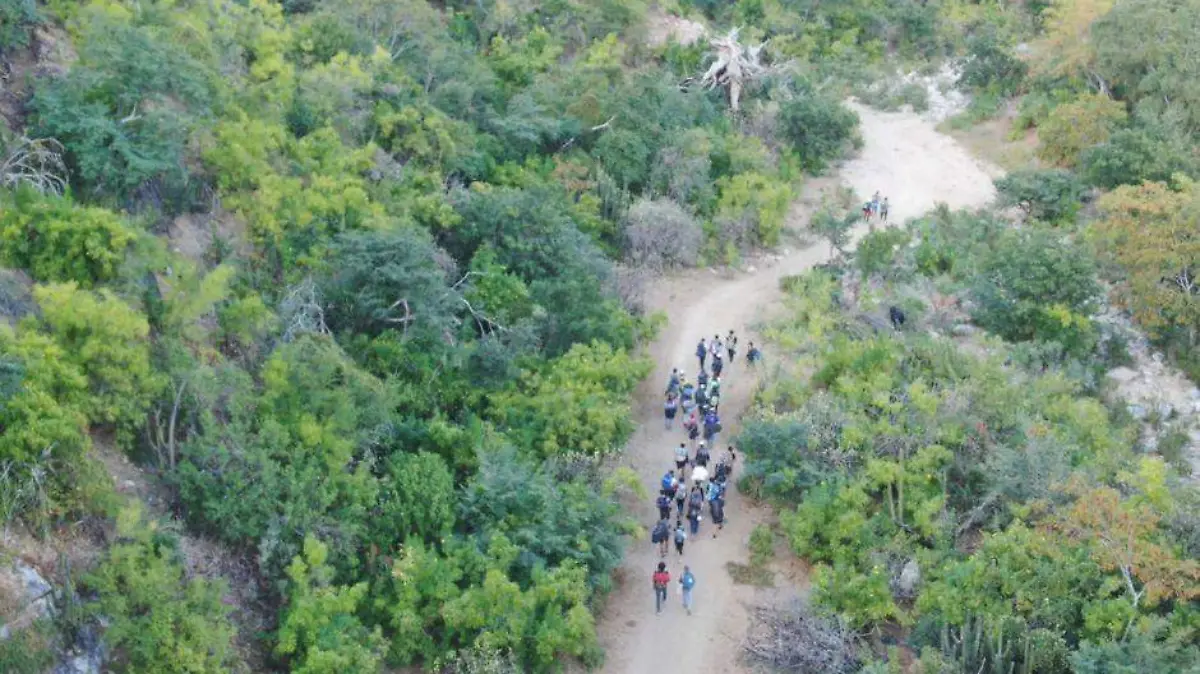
652;521;668;543
674;528;686;544
653;571;670;588
681;572;695;590
661;474;673;492
689;491;702;509
656;495;670;510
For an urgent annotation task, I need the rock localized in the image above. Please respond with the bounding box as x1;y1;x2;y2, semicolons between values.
1128;404;1148;421
897;559;921;595
0;562;53;640
1189;388;1200;401
1107;367;1139;384
1156;403;1174;420
54;626;104;674
950;324;975;337
746;265;757;273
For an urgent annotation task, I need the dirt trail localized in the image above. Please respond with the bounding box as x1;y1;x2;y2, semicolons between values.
594;103;1000;673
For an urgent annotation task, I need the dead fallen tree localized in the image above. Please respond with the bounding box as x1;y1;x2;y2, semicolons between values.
743;599;861;673
699;28;781;112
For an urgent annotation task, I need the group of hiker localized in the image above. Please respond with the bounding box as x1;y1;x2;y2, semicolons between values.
651;330;759;615
862;190;890;222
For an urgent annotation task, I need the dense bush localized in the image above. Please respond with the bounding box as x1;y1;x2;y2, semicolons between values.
0;188;135;285
778;90;860;173
993;168;1087;223
0;0;37;54
1036;94;1128;168
622;197;702;269
84;506;236;673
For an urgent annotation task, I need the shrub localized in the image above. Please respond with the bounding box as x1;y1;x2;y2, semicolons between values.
960;27;1028;96
856;227;911;277
715;172;793;247
85;505;237;673
1037;94;1127;168
1078;127;1197;189
994;168;1087;223
31;283;160;432
276;536;385;673
0;188;135;285
490;341;650;459
622;197;702;269
0;0;38;54
778;91;860;173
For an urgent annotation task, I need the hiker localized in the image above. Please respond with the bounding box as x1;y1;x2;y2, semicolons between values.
709;499;725;537
706;479;722;505
709;388;720;415
666;368;681;395
889;305;906;330
694;442;710;468
683;410;700;449
674;478;687;516
674;442;689;472
681;380;696;415
709;377;721;400
726;331;737;363
652;562;671;614
687;488;703;534
652;518;671;558
696;367;709;389
710;334;723;361
660;471;675;496
664;392;679;430
880;197;890;222
679;565;696;615
656;493;672;521
711;352;723;378
696;338;707;370
673;519;687;556
871;190;881;217
862;201;872;220
694;383;708;413
746;342;762;365
703;410;721;447
691;463;710;492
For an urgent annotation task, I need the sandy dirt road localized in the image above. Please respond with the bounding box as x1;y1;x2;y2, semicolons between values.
593;102;1000;673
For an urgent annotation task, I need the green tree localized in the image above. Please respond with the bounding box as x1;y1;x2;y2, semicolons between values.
276;536;385;673
970;230;1100;348
0;0;38;54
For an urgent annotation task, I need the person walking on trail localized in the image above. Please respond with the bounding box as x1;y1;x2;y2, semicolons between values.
666;368;681;396
660;471;675;496
674;442;689;472
680;566;696;615
696;339;707;370
664;392;679;430
871;190;881;216
681;380;696;416
694;383;708;413
674;478;687;516
673;519;687;556
652;562;670;614
656;493;672;522
709;499;725;538
683;410;700;449
862;201;872;220
687;488;703;534
746;341;762;365
706;479;725;507
694;441;710;468
703;410;721;447
652;519;671;558
696;367;709;390
880;196;890;222
726;331;737;364
711;351;724;378
710;334;723;361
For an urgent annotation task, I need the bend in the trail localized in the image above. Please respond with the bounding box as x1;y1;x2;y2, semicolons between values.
593;102;1001;674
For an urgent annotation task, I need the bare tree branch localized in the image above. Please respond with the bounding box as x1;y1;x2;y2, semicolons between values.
0;137;69;196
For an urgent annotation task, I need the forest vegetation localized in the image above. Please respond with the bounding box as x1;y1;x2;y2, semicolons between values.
0;0;1197;672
